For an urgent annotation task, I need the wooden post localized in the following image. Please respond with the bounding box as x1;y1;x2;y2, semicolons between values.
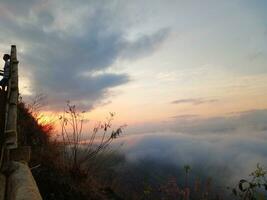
5;45;19;149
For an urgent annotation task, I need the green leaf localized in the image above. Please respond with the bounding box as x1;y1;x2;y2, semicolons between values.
239;179;248;192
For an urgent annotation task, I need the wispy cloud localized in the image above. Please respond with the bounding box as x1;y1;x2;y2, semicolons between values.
171;98;218;105
126;108;267;136
247;51;266;62
227;109;267;116
171;114;199;120
170;109;267;134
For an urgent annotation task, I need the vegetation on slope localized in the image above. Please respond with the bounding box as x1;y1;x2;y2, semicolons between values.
18;99;124;200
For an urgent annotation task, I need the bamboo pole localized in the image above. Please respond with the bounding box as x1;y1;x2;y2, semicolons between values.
5;45;19;149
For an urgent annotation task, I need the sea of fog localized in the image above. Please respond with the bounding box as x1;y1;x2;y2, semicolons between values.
112;131;267;187
111;109;267;188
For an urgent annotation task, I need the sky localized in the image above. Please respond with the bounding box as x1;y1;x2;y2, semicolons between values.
0;1;267;135
1;0;267;186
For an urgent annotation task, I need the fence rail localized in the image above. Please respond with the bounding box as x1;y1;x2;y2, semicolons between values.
0;45;42;200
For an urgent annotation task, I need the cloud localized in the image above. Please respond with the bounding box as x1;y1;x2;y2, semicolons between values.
120;28;170;60
247;51;266;62
116;131;267;186
171;98;218;105
171;114;199;120
115;109;267;186
175;109;267;134
126;109;267;138
0;0;170;110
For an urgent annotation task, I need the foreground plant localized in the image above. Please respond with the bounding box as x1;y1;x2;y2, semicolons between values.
231;164;267;200
59;101;126;179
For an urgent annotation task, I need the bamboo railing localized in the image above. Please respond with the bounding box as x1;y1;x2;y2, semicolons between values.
0;45;42;200
5;45;19;150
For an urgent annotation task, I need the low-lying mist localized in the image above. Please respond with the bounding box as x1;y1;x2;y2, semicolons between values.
116;132;266;184
108;109;267;197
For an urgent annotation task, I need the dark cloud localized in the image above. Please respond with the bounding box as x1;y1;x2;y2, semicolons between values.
0;0;36;17
0;0;170;110
171;98;218;105
120;28;170;59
